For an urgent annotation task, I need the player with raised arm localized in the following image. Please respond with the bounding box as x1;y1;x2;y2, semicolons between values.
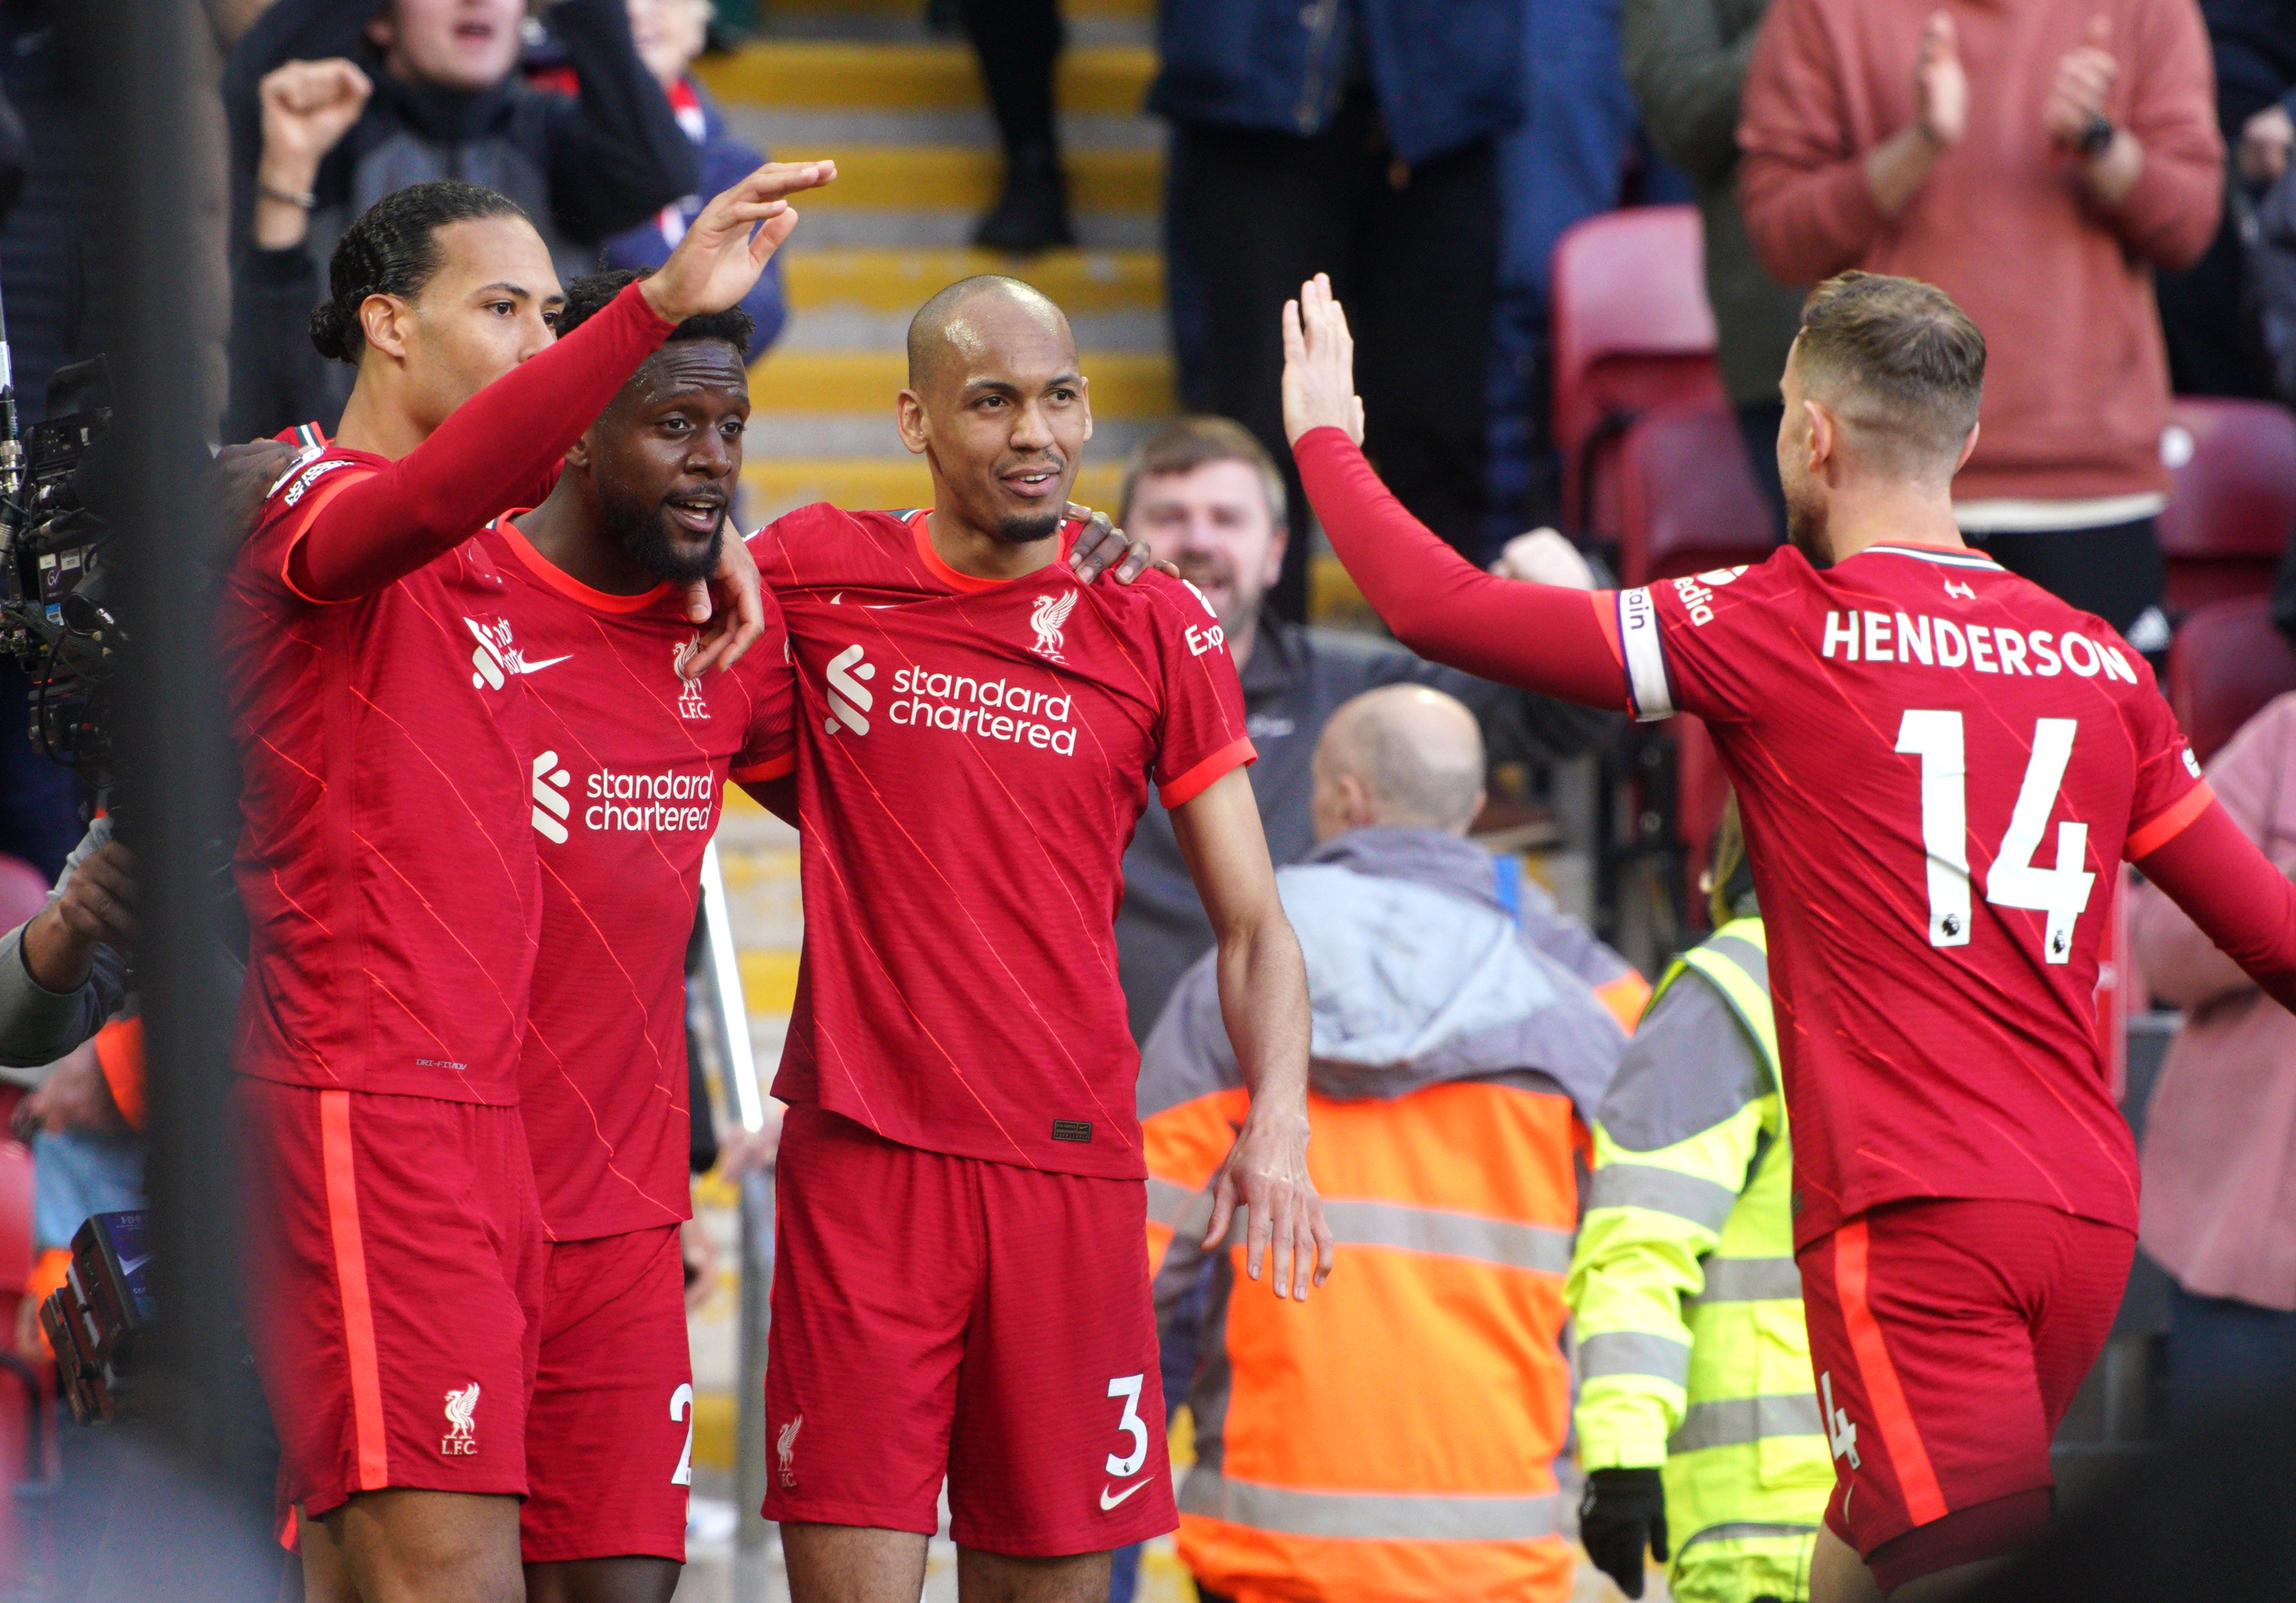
744;276;1332;1603
1279;271;2296;1601
220;162;828;1603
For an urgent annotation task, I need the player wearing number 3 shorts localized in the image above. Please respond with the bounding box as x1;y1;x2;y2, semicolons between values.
1283;270;2296;1598
743;277;1334;1603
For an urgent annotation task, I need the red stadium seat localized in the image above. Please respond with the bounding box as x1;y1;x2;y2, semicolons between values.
1616;399;1781;588
1550;205;1723;542
2165;596;2296;763
2158;399;2296;609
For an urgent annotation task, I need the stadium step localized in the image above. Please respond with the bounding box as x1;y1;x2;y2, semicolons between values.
693;40;1154;114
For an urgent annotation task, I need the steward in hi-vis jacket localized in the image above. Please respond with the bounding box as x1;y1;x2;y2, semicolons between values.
1142;811;1625;1603
1568;804;1832;1602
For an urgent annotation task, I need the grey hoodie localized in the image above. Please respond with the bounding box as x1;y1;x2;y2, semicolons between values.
1138;826;1627;1125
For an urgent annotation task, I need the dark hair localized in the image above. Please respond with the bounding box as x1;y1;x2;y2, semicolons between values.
1118;415;1286;529
309;181;533;364
559;268;753;358
1795;271;1986;468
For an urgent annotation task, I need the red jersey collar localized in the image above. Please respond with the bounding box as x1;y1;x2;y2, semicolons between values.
494;514;672;614
907;510;1075;594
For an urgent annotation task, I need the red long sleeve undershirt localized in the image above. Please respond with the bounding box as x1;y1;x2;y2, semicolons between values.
290;282;677;600
2133;800;2296;1016
1293;427;1628;709
1296;426;2296;1013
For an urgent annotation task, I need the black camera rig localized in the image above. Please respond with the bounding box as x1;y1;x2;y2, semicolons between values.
40;1209;151;1424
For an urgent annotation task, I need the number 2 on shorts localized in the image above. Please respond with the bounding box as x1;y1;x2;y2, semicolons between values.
1896;710;2095;963
671;1381;695;1487
1107;1374;1148;1478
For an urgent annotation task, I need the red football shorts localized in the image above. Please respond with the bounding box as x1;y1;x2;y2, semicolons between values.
237;1079;545;1519
522;1223;695;1564
762;1105;1177;1556
1797;1198;2133;1591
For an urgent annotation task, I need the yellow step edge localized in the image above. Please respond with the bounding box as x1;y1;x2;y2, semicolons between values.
775;146;1157;212
695;41;1152;114
737;948;802;1015
744;460;1126;516
691;1390;737;1473
748;349;1174;416
784;247;1163;314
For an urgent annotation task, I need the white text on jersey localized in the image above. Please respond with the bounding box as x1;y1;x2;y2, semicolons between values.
1820;611;2140;684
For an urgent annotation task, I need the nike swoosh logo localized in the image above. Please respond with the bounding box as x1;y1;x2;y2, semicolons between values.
512;655;572;674
1100;1481;1149;1512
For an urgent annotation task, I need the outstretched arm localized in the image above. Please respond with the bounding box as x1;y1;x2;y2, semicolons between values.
1168;767;1333;1301
1281;276;1628;710
2133;798;2296;1014
290;161;833;603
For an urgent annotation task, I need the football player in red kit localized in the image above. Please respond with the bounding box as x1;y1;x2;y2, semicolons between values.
1275;271;2296;1600
745;277;1334;1603
220;165;825;1603
467;271;791;1602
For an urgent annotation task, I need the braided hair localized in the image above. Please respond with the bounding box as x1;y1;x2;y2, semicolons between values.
309;181;533;364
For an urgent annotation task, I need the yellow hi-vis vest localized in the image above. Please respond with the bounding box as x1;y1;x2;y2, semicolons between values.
1565;919;1833;1603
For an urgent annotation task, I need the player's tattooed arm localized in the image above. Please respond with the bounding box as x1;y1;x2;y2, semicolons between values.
1065;502;1176;586
1171;767;1335;1301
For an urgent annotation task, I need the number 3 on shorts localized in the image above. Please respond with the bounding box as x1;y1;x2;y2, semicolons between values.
1106;1374;1148;1478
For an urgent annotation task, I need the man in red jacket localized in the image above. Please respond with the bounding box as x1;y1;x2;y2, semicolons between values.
1737;0;2222;656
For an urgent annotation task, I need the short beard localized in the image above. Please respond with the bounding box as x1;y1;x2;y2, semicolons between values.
993;508;1064;546
609;501;725;586
1784;498;1827;567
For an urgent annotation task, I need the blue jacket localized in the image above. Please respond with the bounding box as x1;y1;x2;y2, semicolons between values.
1150;0;1525;167
597;78;788;356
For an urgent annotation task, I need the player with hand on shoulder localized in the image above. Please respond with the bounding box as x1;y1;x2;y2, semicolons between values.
220;160;827;1603
1282;269;2296;1601
746;275;1331;1603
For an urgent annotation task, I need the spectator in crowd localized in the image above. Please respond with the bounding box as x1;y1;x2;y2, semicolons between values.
1149;0;1523;617
955;0;1071;252
2157;1;2296;398
0;818;133;1073
1139;685;1623;1603
223;0;699;440
1110;417;1634;1044
1568;796;1832;1603
1622;0;1806;530
1486;0;1644;539
2130;690;2296;1428
532;0;789;353
1739;0;2224;653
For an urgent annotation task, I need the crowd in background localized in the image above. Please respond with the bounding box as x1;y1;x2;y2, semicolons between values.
2;1;2296;1600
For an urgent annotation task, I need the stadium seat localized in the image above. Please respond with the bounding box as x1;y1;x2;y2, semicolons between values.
1616;399;1781;588
0;1136;44;1497
2165;596;2296;763
1550;205;1723;542
2157;399;2296;610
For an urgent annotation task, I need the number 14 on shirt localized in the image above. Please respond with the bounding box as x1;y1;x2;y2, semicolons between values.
1895;710;2096;963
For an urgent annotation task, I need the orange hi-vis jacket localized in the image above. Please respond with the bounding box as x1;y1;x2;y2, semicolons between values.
1139;828;1627;1603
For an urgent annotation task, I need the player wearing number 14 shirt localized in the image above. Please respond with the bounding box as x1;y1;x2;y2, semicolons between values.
1287;271;2296;1594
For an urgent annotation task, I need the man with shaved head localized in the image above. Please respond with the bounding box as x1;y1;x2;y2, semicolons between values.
742;276;1331;1602
1138;684;1626;1603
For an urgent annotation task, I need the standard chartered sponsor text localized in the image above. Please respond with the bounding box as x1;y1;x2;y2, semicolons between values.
587;766;718;832
889;663;1078;755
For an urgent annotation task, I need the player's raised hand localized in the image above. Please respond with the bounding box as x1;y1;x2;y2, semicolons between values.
1281;273;1367;447
1204;1109;1336;1301
1065;502;1178;585
643;160;837;325
679;522;767;677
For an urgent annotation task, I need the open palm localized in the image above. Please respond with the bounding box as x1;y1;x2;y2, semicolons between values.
644;160;838;324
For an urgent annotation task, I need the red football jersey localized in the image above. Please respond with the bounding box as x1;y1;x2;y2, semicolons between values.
751;506;1255;1178
479;518;796;1239
1617;543;2209;1245
220;450;543;1102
